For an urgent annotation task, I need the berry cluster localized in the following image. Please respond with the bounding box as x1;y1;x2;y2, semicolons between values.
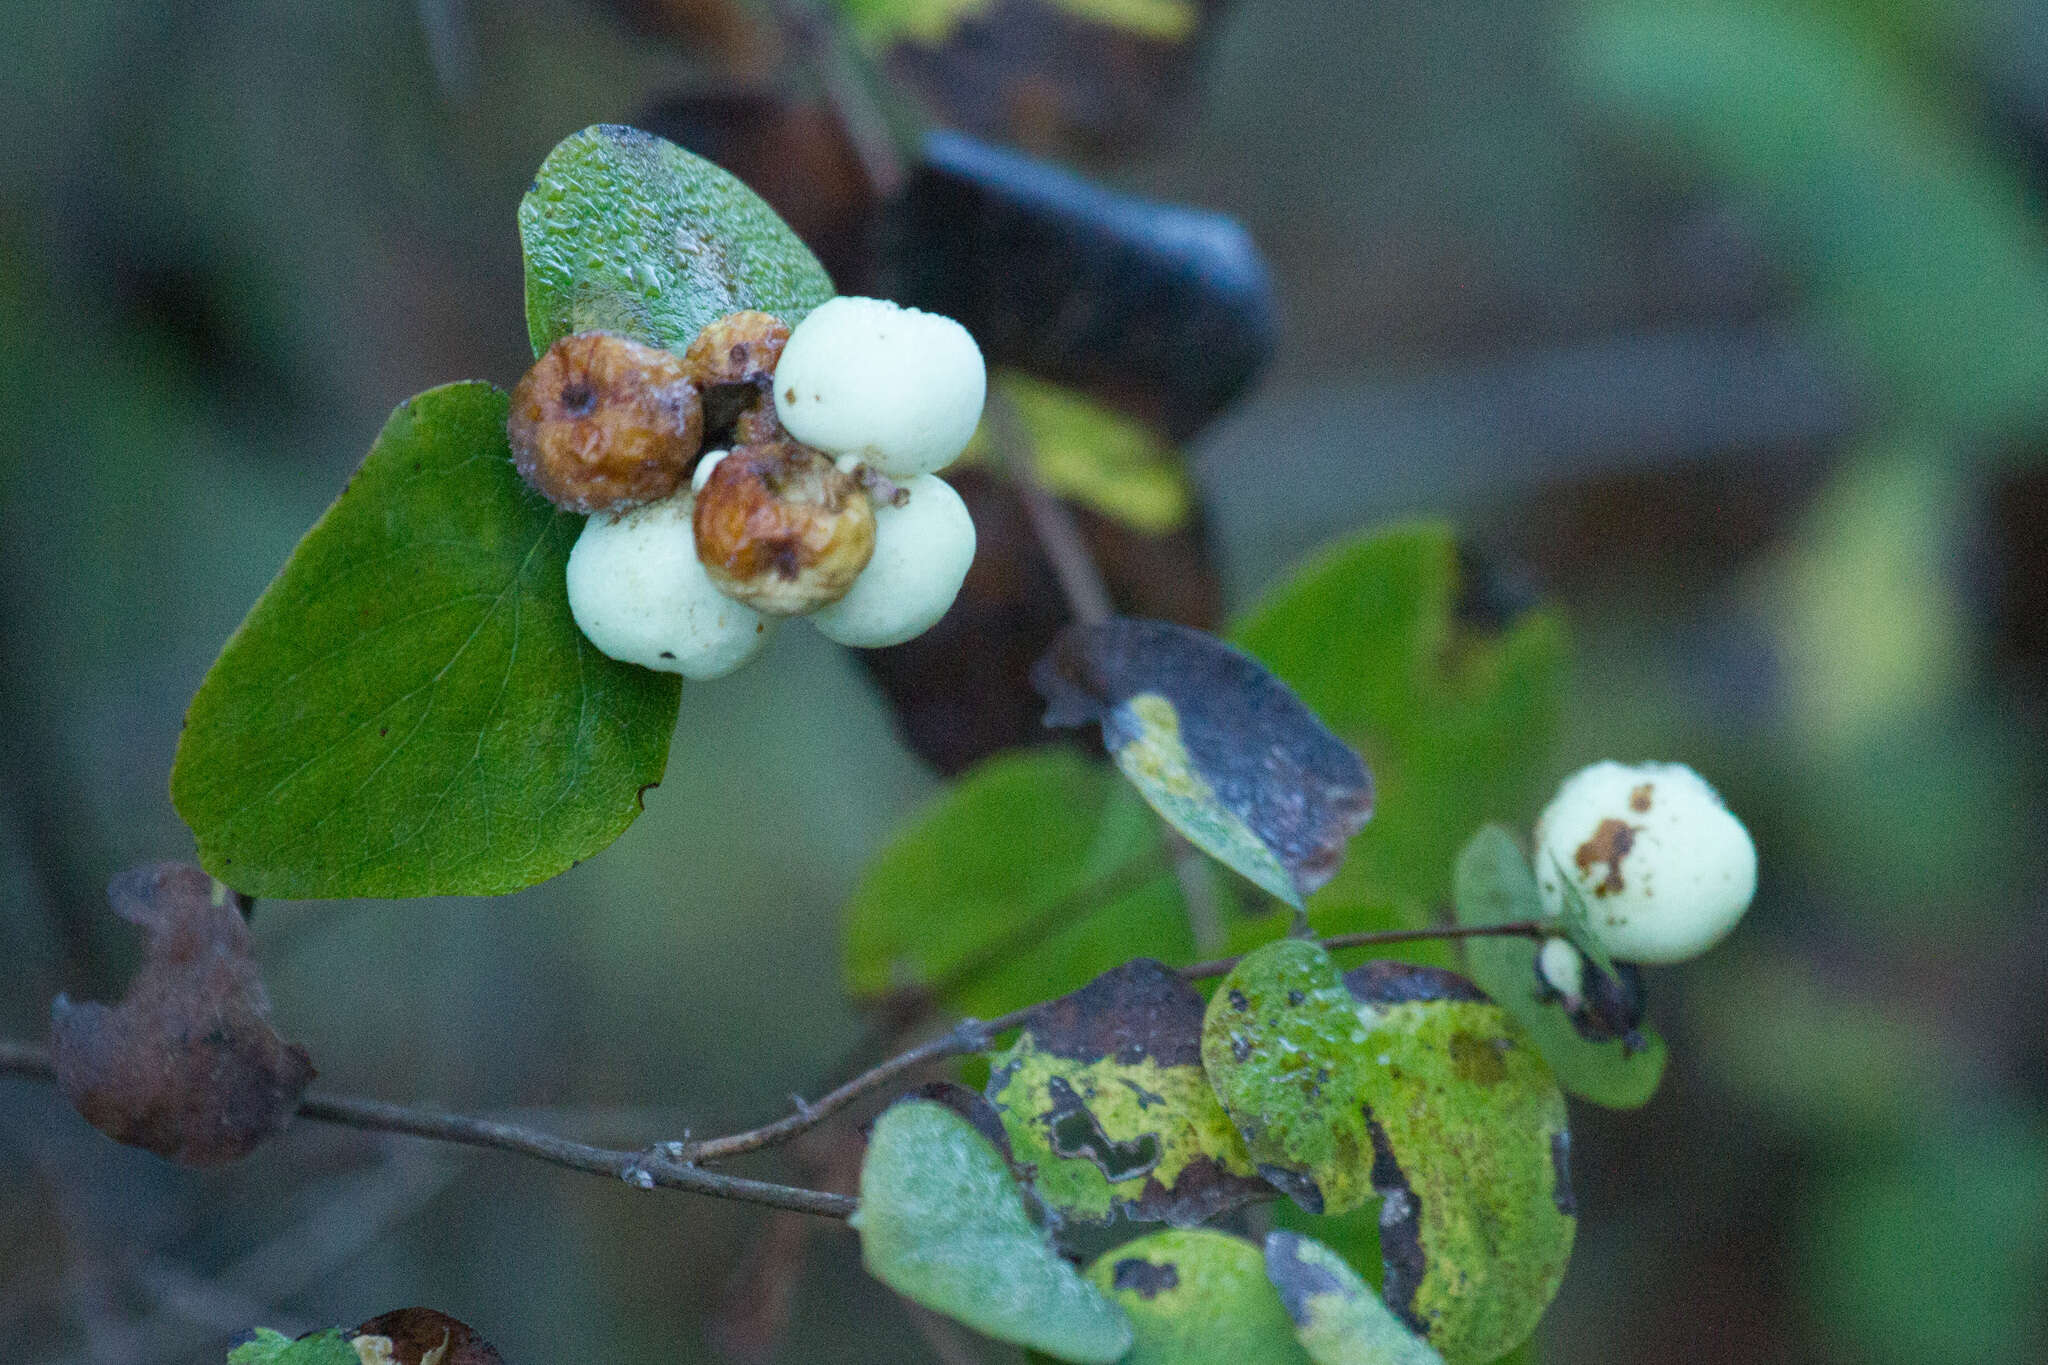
507;297;984;678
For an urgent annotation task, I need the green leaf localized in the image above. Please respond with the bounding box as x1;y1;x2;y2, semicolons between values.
853;1099;1133;1363
842;749;1191;1018
1035;618;1373;908
1201;940;1573;1365
519;124;835;359
227;1328;358;1365
1454;826;1666;1109
1545;859;1617;981
988;959;1266;1226
1085;1228;1312;1365
1264;1231;1445;1365
965;372;1193;533
171;383;679;899
1231;524;1564;945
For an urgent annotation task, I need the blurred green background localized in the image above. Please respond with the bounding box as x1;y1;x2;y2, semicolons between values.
3;0;2046;1361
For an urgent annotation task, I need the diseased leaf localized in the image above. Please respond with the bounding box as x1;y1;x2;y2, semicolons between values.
891;132;1274;440
227;1329;358;1365
170;383;679;899
1455;826;1666;1110
1264;1231;1444;1365
853;1099;1133;1362
52;863;314;1168
520;124;835;358
988;959;1267;1226
1230;524;1565;946
1083;1227;1311;1365
842;748;1193;1017
1034;617;1372;908
1201;940;1574;1365
351;1308;508;1365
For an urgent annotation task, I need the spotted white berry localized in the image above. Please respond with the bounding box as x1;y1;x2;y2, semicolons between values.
772;296;986;480
808;474;976;648
1533;760;1757;965
565;489;772;679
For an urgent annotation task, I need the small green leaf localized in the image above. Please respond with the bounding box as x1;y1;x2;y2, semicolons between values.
1201;940;1574;1365
1455;826;1667;1109
964;372;1193;533
227;1328;358;1365
519;124;834;358
1546;860;1617;981
171;383;679;899
842;749;1190;1018
988;959;1266;1226
1230;525;1564;945
1086;1228;1312;1365
853;1099;1133;1363
1264;1231;1445;1365
1034;618;1373;907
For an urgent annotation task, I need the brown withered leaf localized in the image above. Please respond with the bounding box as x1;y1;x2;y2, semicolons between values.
51;862;314;1167
352;1308;508;1365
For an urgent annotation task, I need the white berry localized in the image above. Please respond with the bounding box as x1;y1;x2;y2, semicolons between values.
772;296;986;480
1535;936;1586;1005
565;490;772;679
1533;760;1756;965
808;474;975;648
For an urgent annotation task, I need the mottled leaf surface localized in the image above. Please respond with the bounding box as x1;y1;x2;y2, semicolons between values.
853;1099;1133;1362
1265;1232;1444;1365
519;124;834;357
1034;617;1372;907
227;1330;358;1365
1201;940;1574;1364
53;863;313;1167
989;959;1266;1226
842;749;1192;1017
1455;826;1666;1109
1230;525;1564;947
172;383;679;898
1084;1228;1312;1365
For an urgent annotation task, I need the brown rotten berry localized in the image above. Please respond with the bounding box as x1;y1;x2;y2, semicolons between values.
508;331;704;513
692;442;876;615
684;309;792;447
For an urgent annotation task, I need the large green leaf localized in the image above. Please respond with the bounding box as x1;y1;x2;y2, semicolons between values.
1201;940;1573;1365
987;959;1266;1226
171;383;679;898
1453;826;1666;1109
520;124;835;358
842;749;1191;1018
853;1099;1133;1362
1084;1228;1312;1365
1230;524;1564;948
1264;1232;1444;1365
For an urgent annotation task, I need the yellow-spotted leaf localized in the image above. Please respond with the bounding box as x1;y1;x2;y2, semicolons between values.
1033;617;1372;908
989;959;1266;1226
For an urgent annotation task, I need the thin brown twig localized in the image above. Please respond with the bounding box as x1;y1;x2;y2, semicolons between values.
1177;919;1550;982
0;923;1538;1223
